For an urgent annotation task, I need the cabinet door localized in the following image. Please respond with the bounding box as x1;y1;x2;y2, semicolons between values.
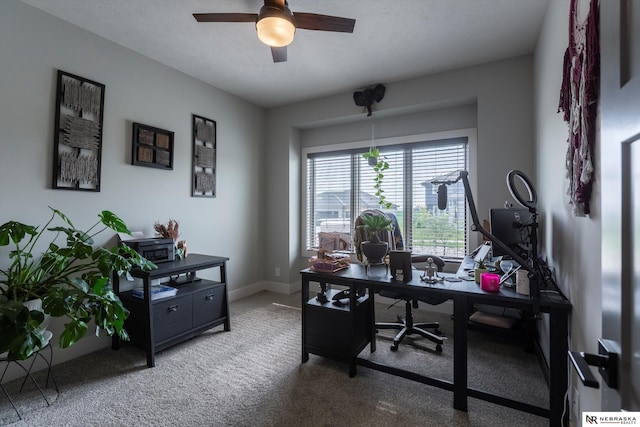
154;294;193;342
305;305;353;356
193;284;225;327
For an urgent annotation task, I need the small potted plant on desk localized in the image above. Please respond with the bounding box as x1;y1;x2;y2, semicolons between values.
474;258;489;284
0;207;156;361
357;213;394;265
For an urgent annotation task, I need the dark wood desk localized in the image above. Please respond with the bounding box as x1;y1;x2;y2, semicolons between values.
300;264;571;427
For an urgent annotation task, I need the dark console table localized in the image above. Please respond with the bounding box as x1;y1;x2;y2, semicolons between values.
112;254;230;367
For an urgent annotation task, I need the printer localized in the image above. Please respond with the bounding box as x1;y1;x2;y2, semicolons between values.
122;237;174;263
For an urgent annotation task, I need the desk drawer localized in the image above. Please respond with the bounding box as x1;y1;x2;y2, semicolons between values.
304;294;372;360
193;284;225;326
154;294;193;342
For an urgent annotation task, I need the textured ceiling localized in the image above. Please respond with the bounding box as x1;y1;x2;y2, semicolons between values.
20;0;551;108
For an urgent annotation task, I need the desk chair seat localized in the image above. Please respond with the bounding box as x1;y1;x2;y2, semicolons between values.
376;255;447;352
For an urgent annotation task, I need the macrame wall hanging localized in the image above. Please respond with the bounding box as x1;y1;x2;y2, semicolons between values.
558;0;600;217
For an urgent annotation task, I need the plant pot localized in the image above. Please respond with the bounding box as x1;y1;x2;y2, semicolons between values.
361;241;389;265
24;298;51;331
474;268;488;284
367;156;378;167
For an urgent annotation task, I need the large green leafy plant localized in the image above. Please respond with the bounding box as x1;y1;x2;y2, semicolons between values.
0;208;156;360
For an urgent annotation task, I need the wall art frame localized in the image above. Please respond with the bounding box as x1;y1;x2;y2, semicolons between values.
131;122;174;170
52;70;105;192
191;114;216;198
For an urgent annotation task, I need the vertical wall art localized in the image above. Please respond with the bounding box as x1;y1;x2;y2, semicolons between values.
191;114;216;197
558;0;599;217
52;70;105;191
131;123;174;170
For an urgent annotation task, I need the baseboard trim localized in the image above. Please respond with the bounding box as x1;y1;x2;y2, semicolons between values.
228;280;301;302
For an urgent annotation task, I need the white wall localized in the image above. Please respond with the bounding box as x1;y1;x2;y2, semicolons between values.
534;0;602;415
265;56;535;287
0;0;265;370
300;104;478;148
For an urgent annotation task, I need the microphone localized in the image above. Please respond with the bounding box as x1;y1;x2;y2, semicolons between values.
437;184;448;210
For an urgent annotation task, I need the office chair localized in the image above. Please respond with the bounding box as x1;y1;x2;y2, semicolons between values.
376;254;447;352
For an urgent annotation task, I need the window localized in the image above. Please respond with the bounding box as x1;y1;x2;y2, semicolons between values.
304;135;469;259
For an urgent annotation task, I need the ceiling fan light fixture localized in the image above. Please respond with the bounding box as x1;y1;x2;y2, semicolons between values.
256;6;295;47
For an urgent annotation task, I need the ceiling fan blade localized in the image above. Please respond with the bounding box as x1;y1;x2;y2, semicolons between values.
193;13;258;23
293;13;355;32
271;46;287;63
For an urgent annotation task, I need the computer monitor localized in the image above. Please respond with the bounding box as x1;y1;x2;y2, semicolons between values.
489;208;534;259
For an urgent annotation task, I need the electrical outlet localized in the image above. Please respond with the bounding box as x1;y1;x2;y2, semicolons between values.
275;267;280;277
571;387;580;422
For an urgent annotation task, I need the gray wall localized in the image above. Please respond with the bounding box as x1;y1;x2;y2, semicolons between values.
264;56;535;286
0;0;265;367
2;2;601;416
533;0;602;413
300;104;478;148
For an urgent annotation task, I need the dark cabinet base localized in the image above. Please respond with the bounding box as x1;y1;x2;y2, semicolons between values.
121;280;227;351
304;289;373;375
113;254;230;367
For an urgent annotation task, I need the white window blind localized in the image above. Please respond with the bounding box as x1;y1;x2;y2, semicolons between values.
409;143;467;258
306;137;468;258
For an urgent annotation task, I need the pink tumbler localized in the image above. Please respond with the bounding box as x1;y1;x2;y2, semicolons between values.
480;272;500;293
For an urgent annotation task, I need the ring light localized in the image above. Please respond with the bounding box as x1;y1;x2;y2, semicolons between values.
506;170;537;210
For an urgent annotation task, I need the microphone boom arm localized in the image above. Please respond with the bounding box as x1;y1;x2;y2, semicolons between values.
456;171;541;303
457;171;534;274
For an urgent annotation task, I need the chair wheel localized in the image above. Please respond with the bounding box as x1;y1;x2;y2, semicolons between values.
435;344;443;353
391;344;398;352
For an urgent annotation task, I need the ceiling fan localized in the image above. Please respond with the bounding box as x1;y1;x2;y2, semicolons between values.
193;0;356;63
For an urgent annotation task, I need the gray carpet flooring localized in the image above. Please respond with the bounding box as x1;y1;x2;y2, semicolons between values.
0;291;552;426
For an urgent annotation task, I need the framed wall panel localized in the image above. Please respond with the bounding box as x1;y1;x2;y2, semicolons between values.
192;114;216;198
131;122;174;170
52;70;105;191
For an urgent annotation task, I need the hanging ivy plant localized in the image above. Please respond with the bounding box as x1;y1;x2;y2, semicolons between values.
362;147;392;209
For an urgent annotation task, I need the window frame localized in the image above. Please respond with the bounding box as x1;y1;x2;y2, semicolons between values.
300;128;480;259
